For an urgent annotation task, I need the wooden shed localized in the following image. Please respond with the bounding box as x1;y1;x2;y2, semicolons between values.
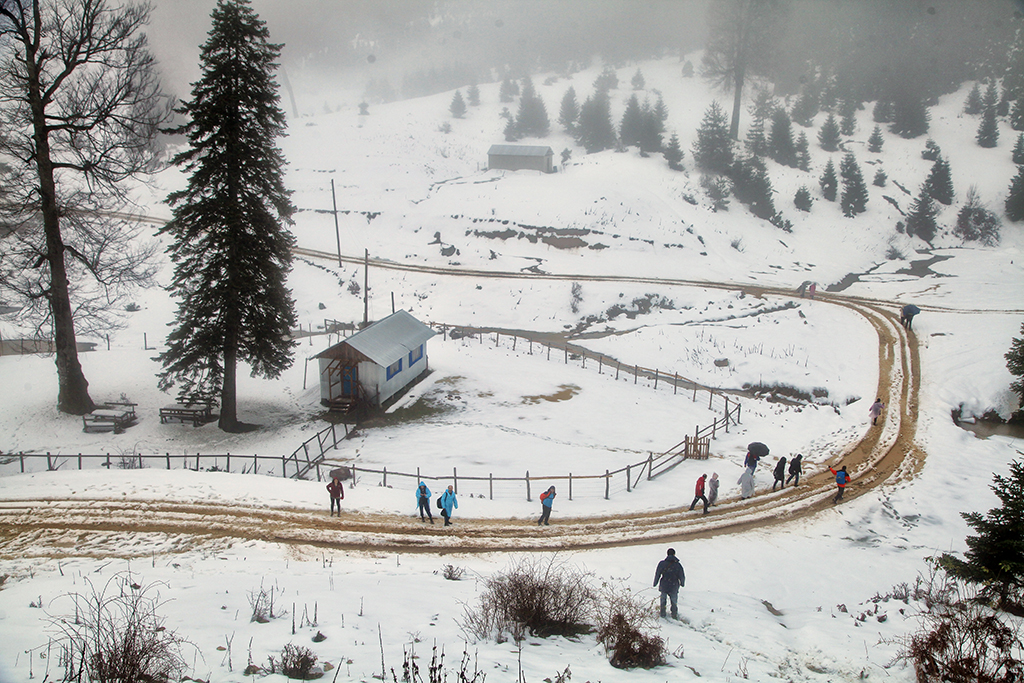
487;144;555;173
315;310;436;411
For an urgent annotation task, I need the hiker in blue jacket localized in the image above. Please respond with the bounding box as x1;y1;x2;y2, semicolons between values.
829;465;850;503
416;481;433;524
538;486;556;525
653;548;686;619
440;485;458;526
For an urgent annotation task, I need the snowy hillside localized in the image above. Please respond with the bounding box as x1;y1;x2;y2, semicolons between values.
1;53;1023;683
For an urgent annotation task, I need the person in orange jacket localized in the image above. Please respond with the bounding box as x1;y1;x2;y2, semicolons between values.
327;477;345;516
829;465;849;504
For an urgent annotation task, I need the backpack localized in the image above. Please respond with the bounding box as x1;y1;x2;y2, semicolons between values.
437;496;443;509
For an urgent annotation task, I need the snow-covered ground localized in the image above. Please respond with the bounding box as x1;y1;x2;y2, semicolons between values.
1;52;1023;682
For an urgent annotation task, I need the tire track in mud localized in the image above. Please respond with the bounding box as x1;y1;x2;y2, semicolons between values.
0;262;927;559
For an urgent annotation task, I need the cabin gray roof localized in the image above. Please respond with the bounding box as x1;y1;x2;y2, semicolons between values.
317;310;435;366
487;144;553;157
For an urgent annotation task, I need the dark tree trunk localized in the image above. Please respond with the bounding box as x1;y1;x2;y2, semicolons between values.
219;338;239;432
26;25;94;416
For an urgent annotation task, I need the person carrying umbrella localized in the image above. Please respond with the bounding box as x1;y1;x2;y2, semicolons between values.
746;442;769;472
900;304;920;330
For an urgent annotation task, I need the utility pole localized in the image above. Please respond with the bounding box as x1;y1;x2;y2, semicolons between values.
331;178;342;267
363;249;369;327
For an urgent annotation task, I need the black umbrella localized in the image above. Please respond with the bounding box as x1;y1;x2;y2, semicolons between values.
902;304;921;316
747;442;770;457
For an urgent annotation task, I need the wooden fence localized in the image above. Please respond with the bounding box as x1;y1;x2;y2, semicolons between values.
341;364;743;500
2;422;349;479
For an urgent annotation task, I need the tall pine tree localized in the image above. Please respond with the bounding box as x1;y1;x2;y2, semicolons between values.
514;76;549;138
691;100;733;175
558;87;579;134
817;113;841;152
924;156;954;206
839;152;868;217
868;125;884;153
663;133;684;170
577;91;616;153
939;460;1024;610
449;90;466;118
1006;166;1024;221
1008;325;1024;407
963;82;984;115
619;94;644;148
159;0;297;432
819;158;838;201
977;106;999;148
768;109;797;168
905;187;939;242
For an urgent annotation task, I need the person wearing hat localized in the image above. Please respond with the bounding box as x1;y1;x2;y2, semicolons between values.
653;548;686;619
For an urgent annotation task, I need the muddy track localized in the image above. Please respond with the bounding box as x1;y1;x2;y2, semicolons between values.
0;259;926;559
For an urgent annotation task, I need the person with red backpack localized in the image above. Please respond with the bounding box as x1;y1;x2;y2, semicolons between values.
829;465;849;503
538;486;556;525
689;474;709;514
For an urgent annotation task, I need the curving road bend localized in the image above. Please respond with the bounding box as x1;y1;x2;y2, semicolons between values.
0;257;929;559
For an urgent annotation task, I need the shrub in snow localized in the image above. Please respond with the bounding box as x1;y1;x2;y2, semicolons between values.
873;170;888;187
594;583;666;669
954;187;1000;246
461;556;594;641
49;573;191;683
280;643;320;680
794;186;813;212
868;125;884;153
963;82;984;115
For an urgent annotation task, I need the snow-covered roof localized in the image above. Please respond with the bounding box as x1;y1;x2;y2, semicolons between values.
487;144;553;157
318;310;435;366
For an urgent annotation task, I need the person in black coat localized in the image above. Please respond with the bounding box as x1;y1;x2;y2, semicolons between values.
653;548;686;619
772;457;788;491
786;454;803;487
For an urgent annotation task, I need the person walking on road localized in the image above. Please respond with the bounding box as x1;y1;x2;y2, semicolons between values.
829;465;850;504
416;481;433;523
653;548;686;619
772;457;788;491
689;474;709;514
738;468;755;499
327;477;344;517
707;472;720;506
786;454;803;487
869;398;885;426
439;485;458;526
538;486;556;525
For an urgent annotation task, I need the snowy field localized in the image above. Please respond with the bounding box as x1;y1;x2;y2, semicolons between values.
1;51;1024;682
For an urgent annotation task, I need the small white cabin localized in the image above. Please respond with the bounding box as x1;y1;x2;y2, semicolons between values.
315;310;435;411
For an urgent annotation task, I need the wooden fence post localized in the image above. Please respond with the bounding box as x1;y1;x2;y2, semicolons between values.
281;455;286;477
78;454;82;470
547;343;551;361
106;454;110;469
20;453;24;473
724;397;730;433
47;453;52;471
626;464;631;492
454;467;458;494
489;473;493;500
512;336;517;351
254;453;258;474
383;466;387;487
564;346;568;364
529;339;533;355
582;352;586;369
352;464;357;486
605;470;610;500
654;370;659;390
495;332;499;347
709;390;714;409
673;372;678;395
568;473;573;501
693;385;697;401
647;453;654;480
616;362;620;380
525;471;531;501
226;452;231;472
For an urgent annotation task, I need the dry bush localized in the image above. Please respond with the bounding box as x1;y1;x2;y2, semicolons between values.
281;643;320;680
893;566;1023;682
461;556;594;641
593;582;665;669
48;572;191;683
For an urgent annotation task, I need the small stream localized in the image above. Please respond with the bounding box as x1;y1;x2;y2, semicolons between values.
827;252;954;292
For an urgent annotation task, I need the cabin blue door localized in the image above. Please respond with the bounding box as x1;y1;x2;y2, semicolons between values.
341;366;357;397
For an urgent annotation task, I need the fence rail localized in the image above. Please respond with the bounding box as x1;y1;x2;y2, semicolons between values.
1;325;741;500
2;422;350;479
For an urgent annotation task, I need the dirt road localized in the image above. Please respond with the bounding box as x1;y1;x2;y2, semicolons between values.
0;263;925;558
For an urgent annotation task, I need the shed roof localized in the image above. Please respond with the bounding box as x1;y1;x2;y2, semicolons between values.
487;144;553;157
316;310;435;366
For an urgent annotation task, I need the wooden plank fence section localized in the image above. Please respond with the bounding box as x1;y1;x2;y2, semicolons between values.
1;326;742;501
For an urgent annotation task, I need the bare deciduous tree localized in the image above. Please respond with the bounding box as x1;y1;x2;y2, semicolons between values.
0;0;169;414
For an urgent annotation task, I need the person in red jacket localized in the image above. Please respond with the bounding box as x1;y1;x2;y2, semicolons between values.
689;473;709;514
327;477;344;516
828;465;849;504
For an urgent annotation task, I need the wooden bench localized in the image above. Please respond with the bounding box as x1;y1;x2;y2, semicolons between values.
159;402;215;427
82;401;138;434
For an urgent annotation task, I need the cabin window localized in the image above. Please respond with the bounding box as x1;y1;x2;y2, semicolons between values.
409;344;423;366
386;358;403;380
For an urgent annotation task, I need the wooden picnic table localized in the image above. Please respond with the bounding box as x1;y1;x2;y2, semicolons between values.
82;401;138;434
159;402;215;427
